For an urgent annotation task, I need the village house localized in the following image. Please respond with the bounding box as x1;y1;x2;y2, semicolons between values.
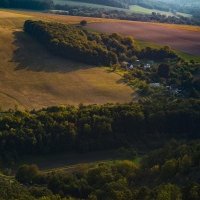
144;63;151;69
149;83;161;87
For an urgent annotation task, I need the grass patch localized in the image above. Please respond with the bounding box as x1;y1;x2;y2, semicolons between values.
136;40;200;62
129;5;191;18
12;149;140;173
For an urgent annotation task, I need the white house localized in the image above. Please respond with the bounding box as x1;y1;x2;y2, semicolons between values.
144;64;151;69
149;83;161;87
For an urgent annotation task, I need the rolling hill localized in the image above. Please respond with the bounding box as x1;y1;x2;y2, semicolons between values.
0;10;133;110
53;0;191;18
0;9;199;110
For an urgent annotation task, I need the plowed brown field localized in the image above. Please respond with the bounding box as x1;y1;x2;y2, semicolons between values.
87;21;200;56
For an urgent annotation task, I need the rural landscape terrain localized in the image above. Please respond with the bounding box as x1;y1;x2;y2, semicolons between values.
0;10;134;110
0;0;200;199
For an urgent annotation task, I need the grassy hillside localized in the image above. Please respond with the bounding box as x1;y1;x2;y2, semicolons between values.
53;0;191;17
0;9;199;110
0;10;133;110
130;5;191;18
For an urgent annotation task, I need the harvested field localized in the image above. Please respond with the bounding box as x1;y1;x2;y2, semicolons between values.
3;9;200;31
87;21;200;56
0;10;133;110
0;9;200;110
0;10;30;18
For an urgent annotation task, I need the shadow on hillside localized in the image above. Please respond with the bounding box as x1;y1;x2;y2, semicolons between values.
11;31;93;73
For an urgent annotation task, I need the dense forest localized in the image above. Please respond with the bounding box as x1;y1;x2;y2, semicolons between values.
24;20;178;66
0;99;199;165
69;0;130;8
0;0;53;10
0;140;200;199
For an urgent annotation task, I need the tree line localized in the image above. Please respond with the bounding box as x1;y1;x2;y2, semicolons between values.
0;0;53;10
1;140;199;199
59;0;185;12
24;20;178;66
71;0;129;9
54;4;200;26
0;99;199;165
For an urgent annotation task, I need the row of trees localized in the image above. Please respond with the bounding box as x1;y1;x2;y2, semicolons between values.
0;99;199;165
24;20;124;66
54;4;200;26
57;0;184;13
0;0;53;10
24;20;178;66
139;46;177;60
8;140;200;199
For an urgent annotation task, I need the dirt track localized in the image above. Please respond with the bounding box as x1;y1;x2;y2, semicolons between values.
87;21;200;56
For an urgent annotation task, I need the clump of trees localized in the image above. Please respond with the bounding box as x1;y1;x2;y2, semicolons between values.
24;20;136;66
24;20;137;66
139;46;177;60
80;20;87;26
24;20;178;66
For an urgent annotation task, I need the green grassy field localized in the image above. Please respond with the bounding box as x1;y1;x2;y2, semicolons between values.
129;5;191;18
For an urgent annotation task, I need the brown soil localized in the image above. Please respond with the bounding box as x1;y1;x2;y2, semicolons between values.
87;21;200;56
